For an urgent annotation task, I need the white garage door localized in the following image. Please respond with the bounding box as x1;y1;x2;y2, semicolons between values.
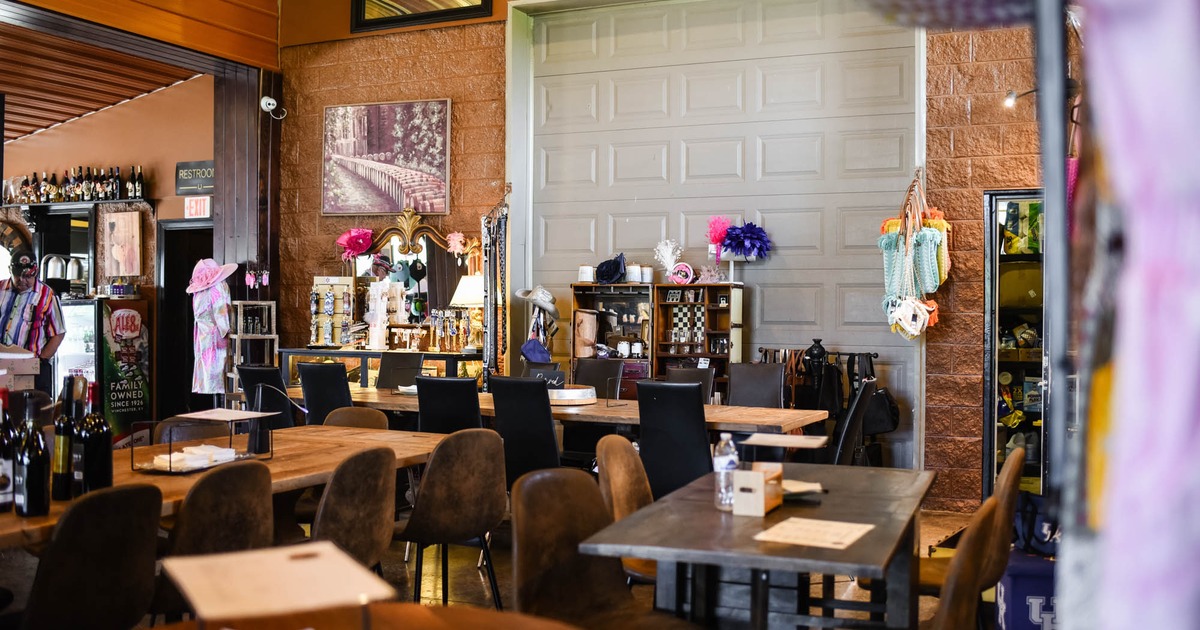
518;0;923;466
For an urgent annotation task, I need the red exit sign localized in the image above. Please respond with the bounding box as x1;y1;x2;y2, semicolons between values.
184;196;211;219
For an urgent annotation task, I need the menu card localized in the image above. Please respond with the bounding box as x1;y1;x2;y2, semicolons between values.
754;517;875;550
176;408;278;423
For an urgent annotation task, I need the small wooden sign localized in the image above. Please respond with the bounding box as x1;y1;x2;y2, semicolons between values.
176;160;215;195
184;196;211;219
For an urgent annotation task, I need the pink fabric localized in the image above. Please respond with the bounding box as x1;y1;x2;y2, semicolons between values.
1088;0;1200;627
191;280;231;394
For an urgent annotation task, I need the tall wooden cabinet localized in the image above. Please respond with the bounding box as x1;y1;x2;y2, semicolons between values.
652;283;743;384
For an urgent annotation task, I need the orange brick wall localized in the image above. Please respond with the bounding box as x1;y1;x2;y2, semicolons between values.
276;24;507;348
923;27;1041;511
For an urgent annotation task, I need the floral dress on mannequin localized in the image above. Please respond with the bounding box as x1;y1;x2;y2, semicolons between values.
187;259;237;394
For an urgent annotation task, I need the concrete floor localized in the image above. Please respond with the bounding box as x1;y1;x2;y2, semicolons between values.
0;509;973;628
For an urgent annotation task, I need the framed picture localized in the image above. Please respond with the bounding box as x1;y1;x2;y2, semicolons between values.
718;295;729;307
351;0;493;33
666;289;682;303
104;211;141;278
322;99;451;215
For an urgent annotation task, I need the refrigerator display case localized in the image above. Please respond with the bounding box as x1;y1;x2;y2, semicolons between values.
54;298;152;447
983;188;1047;497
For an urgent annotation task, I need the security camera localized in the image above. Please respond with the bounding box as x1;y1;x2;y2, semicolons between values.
260;96;278;112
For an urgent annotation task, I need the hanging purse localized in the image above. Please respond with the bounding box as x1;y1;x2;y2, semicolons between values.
847;353;901;436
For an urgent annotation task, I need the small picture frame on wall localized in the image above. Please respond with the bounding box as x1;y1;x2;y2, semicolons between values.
322;99;451;216
351;0;493;32
104;211;141;278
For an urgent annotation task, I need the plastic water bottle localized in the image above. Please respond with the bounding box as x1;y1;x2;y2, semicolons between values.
713;432;739;511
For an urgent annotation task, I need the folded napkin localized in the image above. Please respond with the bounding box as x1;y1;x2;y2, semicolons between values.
782;480;824;494
395;385;418;395
183;444;237;464
153;452;210;471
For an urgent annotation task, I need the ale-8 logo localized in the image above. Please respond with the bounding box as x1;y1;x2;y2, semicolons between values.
111;309;141;339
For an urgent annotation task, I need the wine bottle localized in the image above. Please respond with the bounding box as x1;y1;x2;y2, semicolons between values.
134;165;144;199
15;393;50;517
126;166;136;199
39;171;48;203
80;382;112;492
70;397;85;497
51;377;74;501
113;166;123;200
47;172;59;203
83;167;93;202
0;388;13;513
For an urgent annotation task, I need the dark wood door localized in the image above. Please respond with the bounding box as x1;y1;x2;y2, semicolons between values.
156;220;213;419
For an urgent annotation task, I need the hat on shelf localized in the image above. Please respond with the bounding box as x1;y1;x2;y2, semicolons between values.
186;258;238;294
515;285;559;320
10;249;37;279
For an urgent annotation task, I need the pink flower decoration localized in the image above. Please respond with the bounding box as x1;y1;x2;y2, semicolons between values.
447;231;466;256
336;228;373;261
706;216;733;264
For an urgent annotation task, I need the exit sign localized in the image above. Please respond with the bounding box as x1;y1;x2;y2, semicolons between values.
184;196;211;219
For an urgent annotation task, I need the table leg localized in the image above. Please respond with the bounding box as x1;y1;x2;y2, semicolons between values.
689;564;717;625
655;561;682;616
885;518;918;629
750;569;770;629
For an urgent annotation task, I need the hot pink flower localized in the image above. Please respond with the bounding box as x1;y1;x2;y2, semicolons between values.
447;231;466;256
336;228;373;261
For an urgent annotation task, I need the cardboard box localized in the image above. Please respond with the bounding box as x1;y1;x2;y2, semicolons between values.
1020;348;1043;363
999;348;1020;362
732;463;783;517
999;263;1043;308
0;348;40;391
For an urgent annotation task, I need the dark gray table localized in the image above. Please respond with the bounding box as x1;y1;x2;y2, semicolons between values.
579;464;936;629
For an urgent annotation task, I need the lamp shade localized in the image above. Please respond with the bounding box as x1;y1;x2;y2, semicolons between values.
449;274;485;308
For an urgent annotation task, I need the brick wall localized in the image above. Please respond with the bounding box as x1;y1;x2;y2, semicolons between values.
923;27;1041;511
277;23;507;347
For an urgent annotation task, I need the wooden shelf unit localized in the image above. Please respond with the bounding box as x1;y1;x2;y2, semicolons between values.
226;300;279;392
652;283;742;382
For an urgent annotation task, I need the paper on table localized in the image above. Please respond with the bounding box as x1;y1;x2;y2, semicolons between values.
176;408;278;422
781;480;824;494
395;385;418;395
753;517;874;550
163;541;395;620
742;433;829;449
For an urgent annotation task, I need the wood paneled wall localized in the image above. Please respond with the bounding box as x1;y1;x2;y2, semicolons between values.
20;0;279;70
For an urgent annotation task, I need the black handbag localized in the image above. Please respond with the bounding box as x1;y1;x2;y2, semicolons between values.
847;353;900;436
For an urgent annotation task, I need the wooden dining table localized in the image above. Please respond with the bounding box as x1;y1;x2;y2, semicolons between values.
0;425;444;549
580;464;936;629
275;385;828;434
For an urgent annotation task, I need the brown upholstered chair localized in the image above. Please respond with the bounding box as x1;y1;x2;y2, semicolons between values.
151;461;274;620
323;406;388;429
311;447;397;569
512;468;696;630
595;434;655;585
21;485;162;630
393;428;507;609
919;447;1025;596
921;498;997;630
153;418;232;444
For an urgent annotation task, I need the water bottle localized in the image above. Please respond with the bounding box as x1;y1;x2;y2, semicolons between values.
713;432;739;511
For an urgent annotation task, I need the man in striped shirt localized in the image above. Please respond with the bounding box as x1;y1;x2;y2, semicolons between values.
0;250;66;394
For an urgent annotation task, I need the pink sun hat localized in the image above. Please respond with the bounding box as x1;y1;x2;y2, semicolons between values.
186;258;238;294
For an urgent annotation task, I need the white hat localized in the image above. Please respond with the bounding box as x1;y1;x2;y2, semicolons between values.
515;285;559;319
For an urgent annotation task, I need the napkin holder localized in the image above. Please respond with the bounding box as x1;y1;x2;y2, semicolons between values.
732;463;783;517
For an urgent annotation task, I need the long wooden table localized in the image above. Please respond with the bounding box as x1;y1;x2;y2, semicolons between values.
581;464;936;629
281;386;827;434
0;425;443;549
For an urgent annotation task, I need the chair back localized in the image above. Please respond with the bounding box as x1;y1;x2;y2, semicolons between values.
490;376;560;489
929;498;997;630
636;381;711;499
297;362;353;425
401;429;507;545
312;447;397;568
573;358;624;400
376;352;426;389
415;376;482;434
237;364;295;429
727;363;785;408
981;447;1025;588
595;434;652;522
15;389;53;427
153;418;231;445
512;469;634;622
521;359;560;376
169;460;274;555
665;367;716;404
829;379;876;466
23;485;162;630
324;406;389;429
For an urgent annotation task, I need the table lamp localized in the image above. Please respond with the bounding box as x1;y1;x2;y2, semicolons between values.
449;274;485;353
